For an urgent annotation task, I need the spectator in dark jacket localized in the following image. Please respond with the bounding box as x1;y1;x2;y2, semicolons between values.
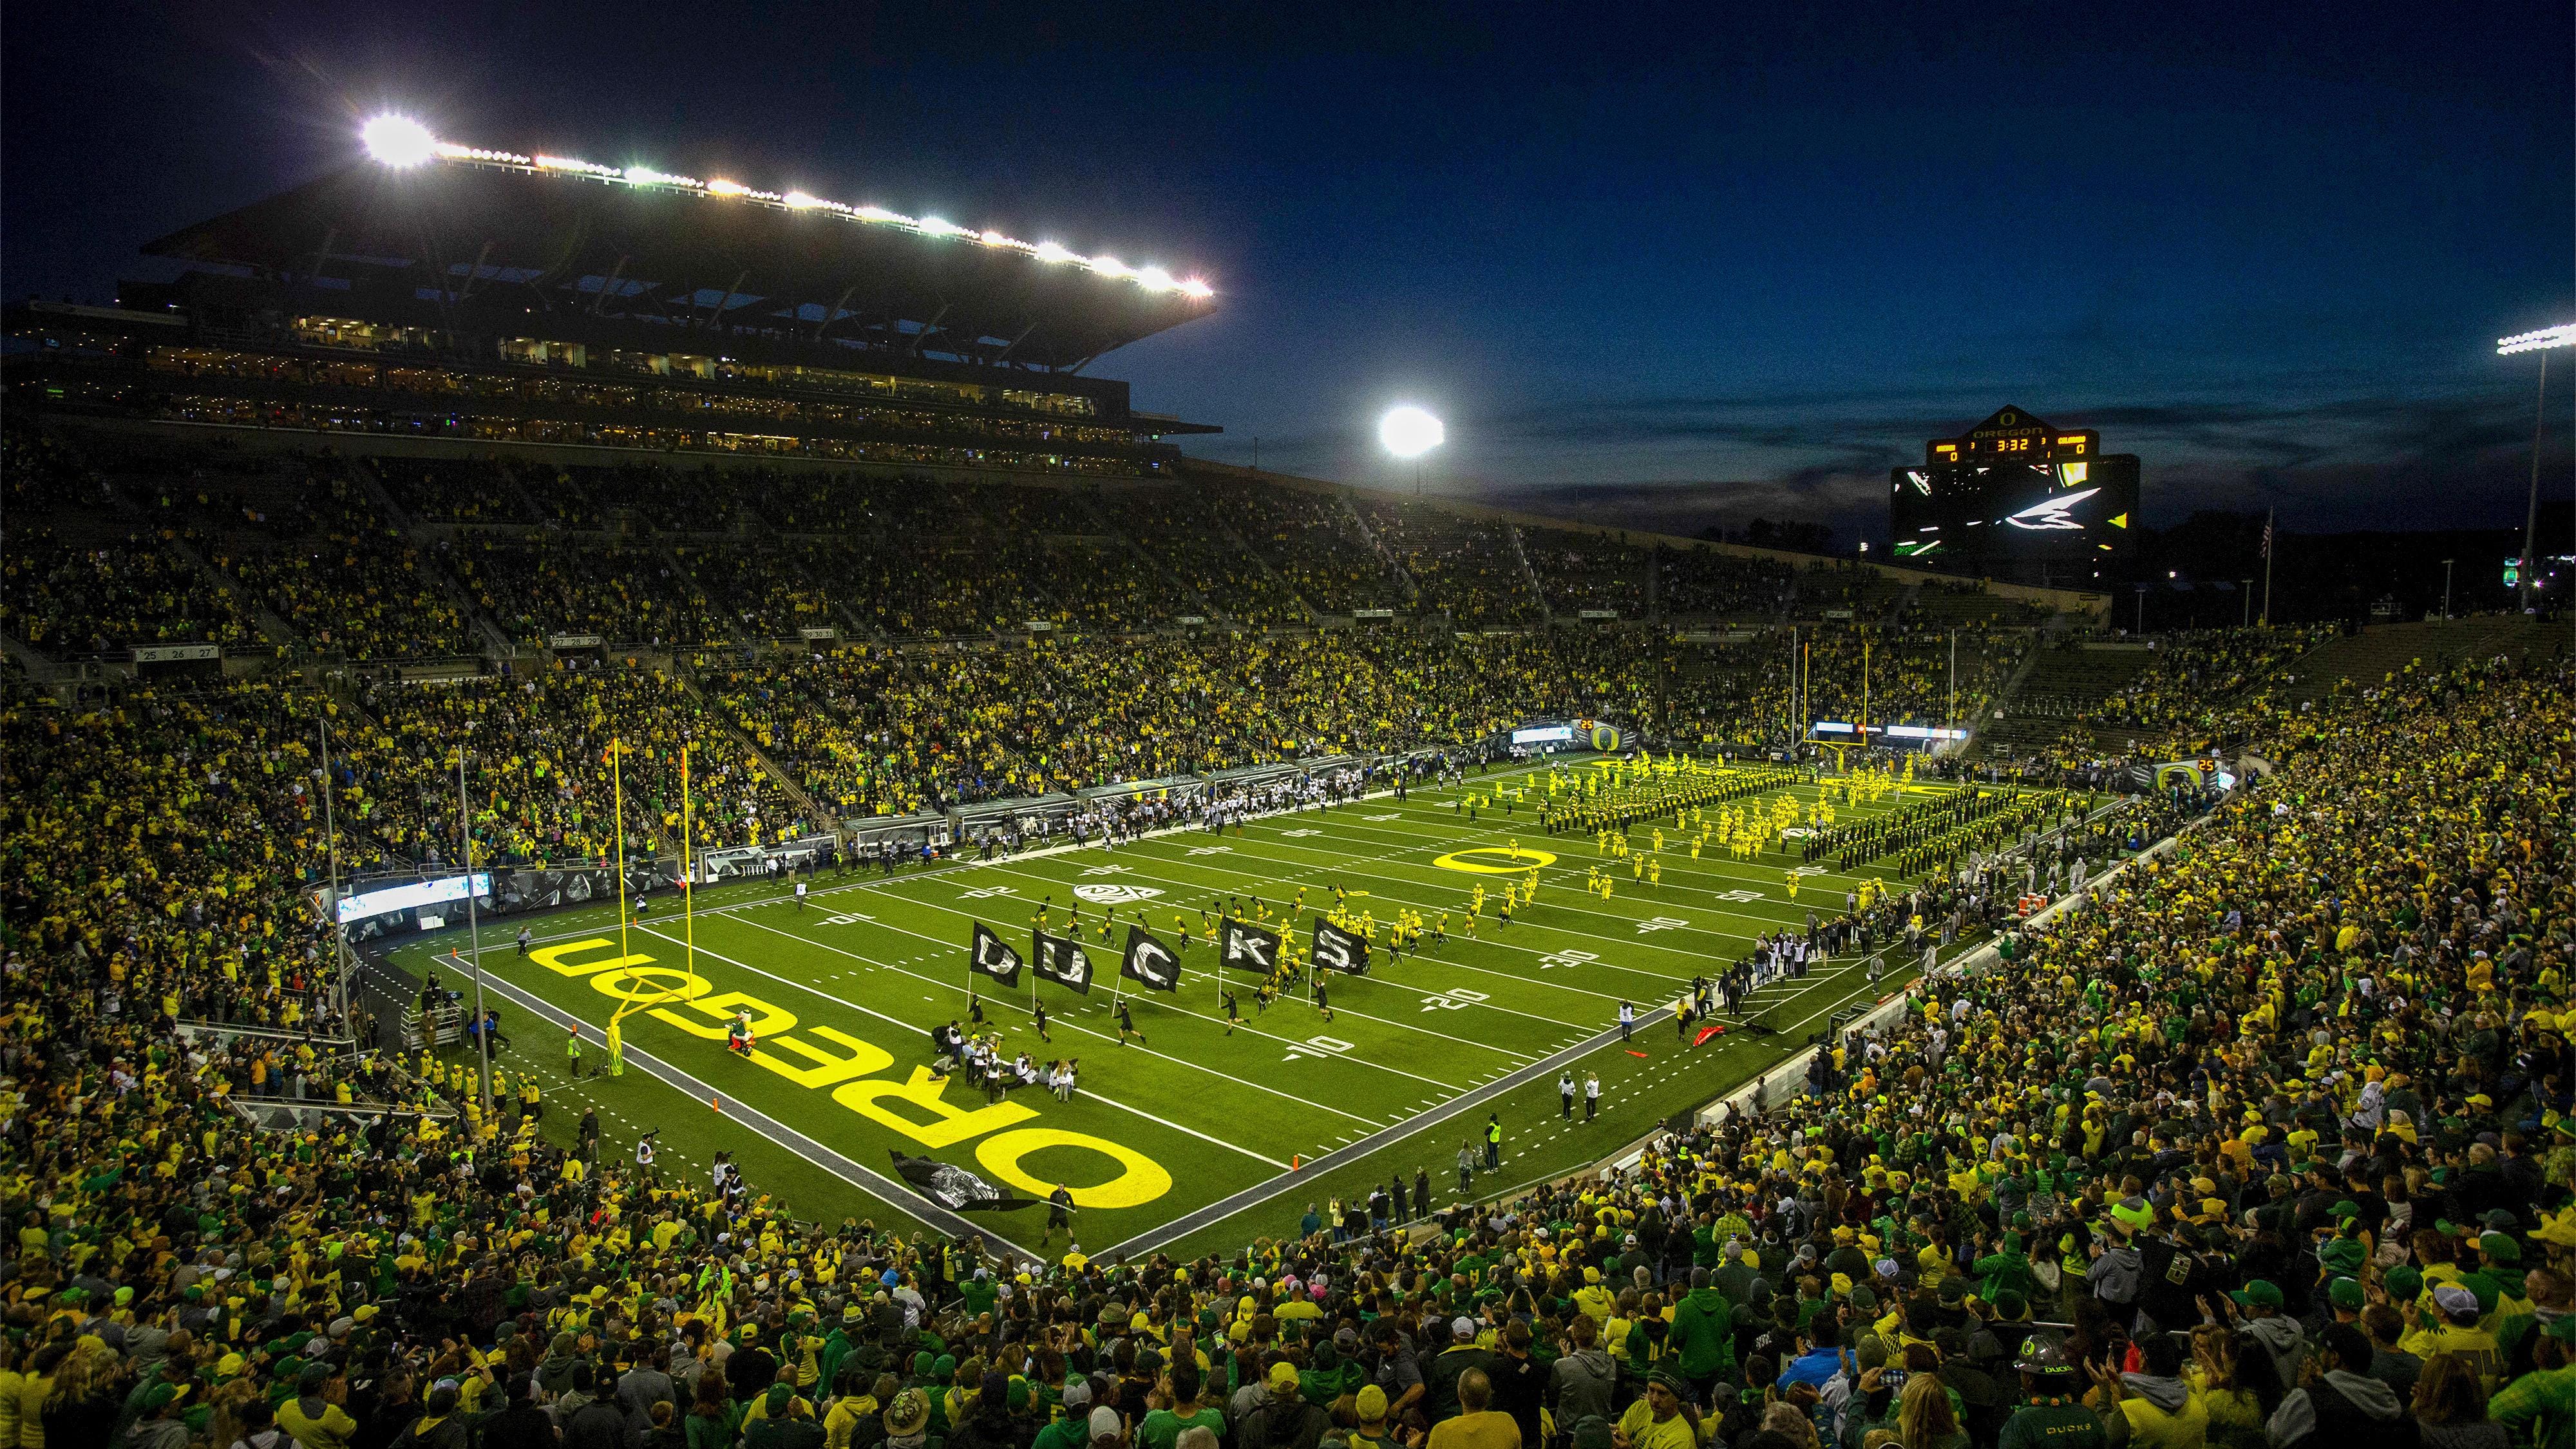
481;1376;562;1449
618;1347;678;1448
728;1332;779;1406
742;1386;824;1449
386;1387;471;1449
1236;1365;1328;1449
565;1385;635;1449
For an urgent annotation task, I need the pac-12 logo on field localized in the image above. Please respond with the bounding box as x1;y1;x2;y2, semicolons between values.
1075;883;1164;905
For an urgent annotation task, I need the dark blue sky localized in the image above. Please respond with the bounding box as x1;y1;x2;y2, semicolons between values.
7;2;2570;541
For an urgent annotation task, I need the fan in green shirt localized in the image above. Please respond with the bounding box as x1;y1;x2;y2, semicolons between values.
1030;1384;1095;1449
1134;1365;1227;1449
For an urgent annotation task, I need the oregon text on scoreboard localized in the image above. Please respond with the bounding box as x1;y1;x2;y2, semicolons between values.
1891;405;2139;571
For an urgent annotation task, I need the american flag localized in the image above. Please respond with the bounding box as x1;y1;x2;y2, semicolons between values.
2260;513;2273;560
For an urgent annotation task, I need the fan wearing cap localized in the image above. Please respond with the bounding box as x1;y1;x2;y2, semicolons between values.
123;1380;192;1449
741;1385;820;1449
1029;1379;1095;1449
1609;1370;1696;1449
2400;1283;2503;1393
2225;1280;2308;1390
276;1362;356;1449
1422;1316;1497;1426
1345;1385;1400;1449
1235;1363;1327;1449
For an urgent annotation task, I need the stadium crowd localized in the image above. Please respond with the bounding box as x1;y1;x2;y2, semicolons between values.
14;422;2576;1449
6;431;1882;661
1;601;2565;1449
1;528;264;658
2087;629;2336;739
351;671;817;862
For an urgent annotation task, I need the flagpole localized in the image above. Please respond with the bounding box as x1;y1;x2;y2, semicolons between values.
318;715;348;1028
457;747;491;1120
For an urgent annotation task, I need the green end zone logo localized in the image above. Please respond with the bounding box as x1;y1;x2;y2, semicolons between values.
529;939;1172;1209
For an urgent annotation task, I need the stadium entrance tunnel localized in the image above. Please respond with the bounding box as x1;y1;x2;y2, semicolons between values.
1432;846;1558;874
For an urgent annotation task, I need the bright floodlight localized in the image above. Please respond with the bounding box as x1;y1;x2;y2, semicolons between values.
1379;406;1444;459
362;115;438;168
2499;323;2576;355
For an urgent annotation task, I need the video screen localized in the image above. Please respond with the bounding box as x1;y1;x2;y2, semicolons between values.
1890;455;2137;562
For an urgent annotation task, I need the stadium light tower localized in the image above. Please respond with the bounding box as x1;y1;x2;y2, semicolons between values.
2498;322;2575;614
361;114;439;168
1380;405;1444;498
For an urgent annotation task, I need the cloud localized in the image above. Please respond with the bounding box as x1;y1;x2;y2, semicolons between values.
1190;377;2564;540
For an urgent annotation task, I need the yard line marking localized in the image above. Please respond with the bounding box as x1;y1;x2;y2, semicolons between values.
622;925;1302;1175
701;916;1387;1124
404;961;999;1253
963;855;1682;999
768;873;1560;1067
994;849;1725;989
1073;1088;1294;1171
1094;996;1697;1262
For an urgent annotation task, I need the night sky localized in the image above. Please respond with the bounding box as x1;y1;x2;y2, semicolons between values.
6;2;2570;544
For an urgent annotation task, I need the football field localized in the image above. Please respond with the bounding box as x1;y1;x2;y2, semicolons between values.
375;757;1958;1260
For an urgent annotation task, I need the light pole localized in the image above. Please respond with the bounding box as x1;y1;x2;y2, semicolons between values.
455;750;492;1119
2441;559;2454;621
318;715;348;1028
2240;580;2252;628
2497;323;2575;614
1379;405;1444;501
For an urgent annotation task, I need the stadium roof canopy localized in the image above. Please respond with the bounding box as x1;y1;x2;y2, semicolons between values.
142;150;1215;372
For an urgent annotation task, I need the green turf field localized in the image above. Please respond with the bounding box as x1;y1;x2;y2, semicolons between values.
375;757;1957;1262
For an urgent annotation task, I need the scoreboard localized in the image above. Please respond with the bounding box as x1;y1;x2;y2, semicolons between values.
1925;406;2096;464
1892;406;2137;564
